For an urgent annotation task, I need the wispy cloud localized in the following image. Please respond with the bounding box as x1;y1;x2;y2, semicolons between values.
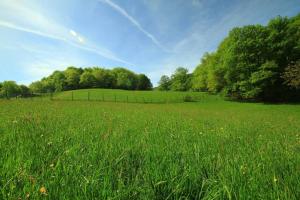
0;20;65;41
0;20;132;65
0;0;131;65
69;29;85;44
98;0;169;52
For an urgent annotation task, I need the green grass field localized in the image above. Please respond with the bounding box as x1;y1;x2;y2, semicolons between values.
0;90;299;199
51;89;220;103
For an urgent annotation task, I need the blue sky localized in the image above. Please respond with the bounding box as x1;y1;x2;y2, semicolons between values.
0;0;299;86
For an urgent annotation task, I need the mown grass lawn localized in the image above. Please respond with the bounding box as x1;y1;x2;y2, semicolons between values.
0;93;299;199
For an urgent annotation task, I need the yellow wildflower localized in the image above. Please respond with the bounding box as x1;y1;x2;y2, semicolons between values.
39;186;47;195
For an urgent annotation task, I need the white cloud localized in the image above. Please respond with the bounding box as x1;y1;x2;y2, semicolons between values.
78;36;85;44
70;29;78;37
0;20;65;42
98;0;169;52
70;29;85;44
0;0;131;65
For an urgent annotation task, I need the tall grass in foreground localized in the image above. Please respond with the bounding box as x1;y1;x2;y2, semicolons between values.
0;98;299;199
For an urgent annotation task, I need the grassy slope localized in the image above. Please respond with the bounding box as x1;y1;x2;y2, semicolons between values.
0;97;299;199
52;89;220;103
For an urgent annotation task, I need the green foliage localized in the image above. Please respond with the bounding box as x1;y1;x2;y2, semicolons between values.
191;14;300;102
26;66;153;94
158;68;192;91
50;71;66;92
79;70;96;88
0;81;20;98
191;53;211;91
29;81;45;93
19;85;31;97
92;68;114;88
170;67;191;91
0;82;3;94
0;81;30;98
112;68;138;90
248;61;278;99
136;74;152;90
158;75;171;91
282;61;300;89
64;67;82;90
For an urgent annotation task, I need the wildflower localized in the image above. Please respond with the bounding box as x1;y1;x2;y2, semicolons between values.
26;193;30;199
50;163;54;168
39;186;47;195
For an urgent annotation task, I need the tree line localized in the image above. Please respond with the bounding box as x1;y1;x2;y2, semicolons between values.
0;67;152;98
158;14;300;102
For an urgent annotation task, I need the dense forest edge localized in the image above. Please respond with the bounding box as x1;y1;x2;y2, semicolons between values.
0;67;153;98
158;14;300;102
0;13;299;102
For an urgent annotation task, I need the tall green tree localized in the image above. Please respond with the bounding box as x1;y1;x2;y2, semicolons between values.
170;67;190;91
25;66;152;93
80;70;96;88
19;85;31;97
64;67;82;90
93;68;114;88
158;75;171;91
191;13;300;101
282;61;300;90
137;74;152;90
112;68;138;90
0;81;20;98
29;81;45;93
50;71;66;92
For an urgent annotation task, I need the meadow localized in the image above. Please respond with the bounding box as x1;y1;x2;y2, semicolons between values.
0;90;299;199
51;89;218;103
